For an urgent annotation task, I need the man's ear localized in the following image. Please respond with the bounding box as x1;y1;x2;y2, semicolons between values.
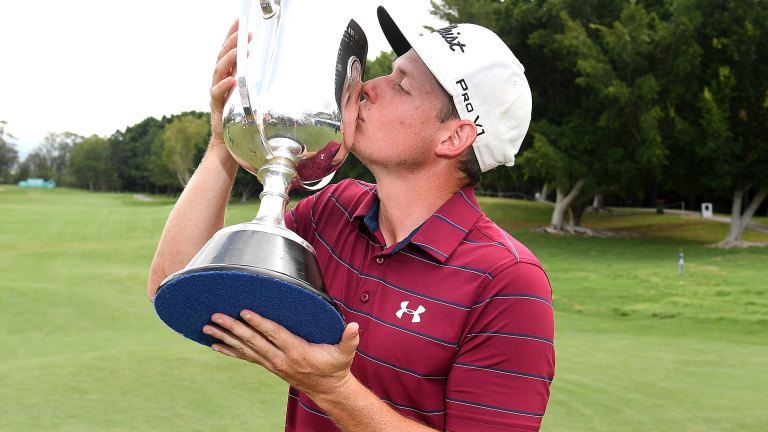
435;120;477;158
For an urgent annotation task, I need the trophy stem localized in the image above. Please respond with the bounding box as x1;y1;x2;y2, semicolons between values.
254;161;294;227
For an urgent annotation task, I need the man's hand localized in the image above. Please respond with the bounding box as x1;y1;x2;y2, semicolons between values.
204;311;441;431
209;20;252;150
203;310;360;399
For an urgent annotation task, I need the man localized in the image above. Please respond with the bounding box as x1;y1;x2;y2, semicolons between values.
148;6;554;431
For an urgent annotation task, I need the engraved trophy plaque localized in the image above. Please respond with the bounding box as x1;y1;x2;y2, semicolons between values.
153;0;367;346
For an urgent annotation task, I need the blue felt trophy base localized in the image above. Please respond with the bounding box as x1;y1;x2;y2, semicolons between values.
153;265;345;346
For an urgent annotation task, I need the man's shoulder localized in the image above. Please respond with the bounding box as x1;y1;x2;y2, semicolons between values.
465;215;543;270
288;179;377;238
325;178;376;198
456;217;551;304
313;178;376;209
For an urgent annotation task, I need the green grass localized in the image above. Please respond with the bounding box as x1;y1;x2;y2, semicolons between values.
1;185;766;431
0;187;287;431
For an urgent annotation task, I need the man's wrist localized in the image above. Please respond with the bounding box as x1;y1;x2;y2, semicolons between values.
205;137;239;174
305;370;360;411
307;374;438;432
312;376;376;430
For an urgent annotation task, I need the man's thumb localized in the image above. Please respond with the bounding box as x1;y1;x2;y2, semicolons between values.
339;322;360;354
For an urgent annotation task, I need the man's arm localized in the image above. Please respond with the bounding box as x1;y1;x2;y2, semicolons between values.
147;21;243;299
204;310;445;432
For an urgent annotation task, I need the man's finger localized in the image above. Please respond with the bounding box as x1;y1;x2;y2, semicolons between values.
204;322;246;354
205;315;262;355
212;47;238;86
211;76;235;104
239;310;293;348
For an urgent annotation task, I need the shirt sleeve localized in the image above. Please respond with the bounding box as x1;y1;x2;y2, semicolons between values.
285;180;348;240
284;190;320;239
445;261;555;431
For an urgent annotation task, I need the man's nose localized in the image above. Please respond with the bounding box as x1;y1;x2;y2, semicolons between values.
360;77;380;104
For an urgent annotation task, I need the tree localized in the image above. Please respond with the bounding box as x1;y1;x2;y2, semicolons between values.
21;132;82;184
0;121;19;183
147;130;178;195
20;150;52;180
545;4;667;229
234;167;262;203
363;50;396;81
692;0;768;247
69;136;113;191
41;132;81;185
162;114;210;187
109;117;165;192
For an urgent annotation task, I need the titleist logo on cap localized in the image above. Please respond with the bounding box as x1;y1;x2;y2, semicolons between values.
437;24;466;53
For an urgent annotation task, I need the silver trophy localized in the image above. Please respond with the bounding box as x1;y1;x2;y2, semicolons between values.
153;0;367;346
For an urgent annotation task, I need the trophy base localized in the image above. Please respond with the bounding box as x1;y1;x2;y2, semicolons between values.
154;265;345;346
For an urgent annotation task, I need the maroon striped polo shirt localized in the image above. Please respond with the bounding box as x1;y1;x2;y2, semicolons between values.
284;179;555;431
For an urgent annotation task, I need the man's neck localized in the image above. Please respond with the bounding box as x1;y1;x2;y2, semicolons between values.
374;169;463;248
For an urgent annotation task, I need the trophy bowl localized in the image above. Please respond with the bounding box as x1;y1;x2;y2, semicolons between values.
153;0;367;347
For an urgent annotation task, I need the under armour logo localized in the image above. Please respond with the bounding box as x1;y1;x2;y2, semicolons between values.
396;301;426;323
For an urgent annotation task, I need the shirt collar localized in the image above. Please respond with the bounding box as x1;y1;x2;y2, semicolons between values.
353;185;483;262
409;186;483;262
352;185;380;220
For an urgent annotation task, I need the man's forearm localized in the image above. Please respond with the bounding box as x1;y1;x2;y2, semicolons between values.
310;376;441;432
147;141;238;298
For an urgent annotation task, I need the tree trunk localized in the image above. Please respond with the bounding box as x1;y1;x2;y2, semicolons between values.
570;197;592;227
592;194;605;210
551;179;585;231
719;187;768;246
175;170;190;188
537;184;549;202
238;182;260;203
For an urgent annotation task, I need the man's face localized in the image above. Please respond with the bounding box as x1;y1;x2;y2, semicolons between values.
350;49;451;174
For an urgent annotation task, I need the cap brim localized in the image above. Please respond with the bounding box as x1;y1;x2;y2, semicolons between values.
377;6;412;56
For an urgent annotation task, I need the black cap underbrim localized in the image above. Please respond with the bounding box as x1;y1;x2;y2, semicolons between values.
377;6;412;56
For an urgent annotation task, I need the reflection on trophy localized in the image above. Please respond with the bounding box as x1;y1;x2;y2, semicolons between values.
153;0;367;346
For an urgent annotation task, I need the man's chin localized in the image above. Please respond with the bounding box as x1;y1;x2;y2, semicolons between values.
349;148;374;170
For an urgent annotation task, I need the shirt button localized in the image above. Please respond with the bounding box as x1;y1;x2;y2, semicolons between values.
360;292;370;302
376;256;384;264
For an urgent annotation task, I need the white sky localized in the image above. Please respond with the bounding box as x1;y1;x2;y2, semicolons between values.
0;0;446;158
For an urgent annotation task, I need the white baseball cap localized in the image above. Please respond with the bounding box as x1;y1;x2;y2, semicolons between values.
377;6;532;172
